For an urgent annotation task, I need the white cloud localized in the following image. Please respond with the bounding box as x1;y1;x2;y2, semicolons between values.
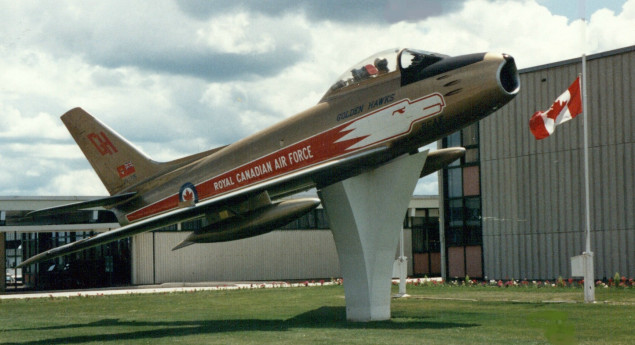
414;178;439;196
0;106;67;140
36;169;107;196
0;0;633;196
196;12;276;54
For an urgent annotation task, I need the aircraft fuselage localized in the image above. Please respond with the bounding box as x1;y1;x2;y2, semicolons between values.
117;50;518;224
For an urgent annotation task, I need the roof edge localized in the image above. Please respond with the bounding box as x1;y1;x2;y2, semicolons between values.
519;45;635;74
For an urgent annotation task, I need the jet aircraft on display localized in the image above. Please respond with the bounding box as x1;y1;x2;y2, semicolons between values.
19;48;519;268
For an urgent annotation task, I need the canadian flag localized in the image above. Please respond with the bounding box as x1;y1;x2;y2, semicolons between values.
529;76;583;140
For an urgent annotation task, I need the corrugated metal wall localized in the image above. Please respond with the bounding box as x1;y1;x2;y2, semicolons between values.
132;230;342;284
480;46;635;280
132;229;413;284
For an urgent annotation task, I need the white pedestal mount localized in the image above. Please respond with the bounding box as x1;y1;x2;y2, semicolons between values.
319;151;428;321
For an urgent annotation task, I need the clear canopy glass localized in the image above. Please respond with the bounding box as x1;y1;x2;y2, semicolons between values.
323;48;447;99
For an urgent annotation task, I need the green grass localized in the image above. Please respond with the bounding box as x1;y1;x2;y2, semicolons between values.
0;285;633;344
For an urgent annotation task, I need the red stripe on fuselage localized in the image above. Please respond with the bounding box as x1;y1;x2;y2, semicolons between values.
125;94;445;222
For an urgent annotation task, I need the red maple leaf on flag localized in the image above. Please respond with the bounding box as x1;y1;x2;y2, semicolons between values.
529;76;582;140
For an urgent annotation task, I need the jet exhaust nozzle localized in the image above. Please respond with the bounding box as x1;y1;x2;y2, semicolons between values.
498;54;520;95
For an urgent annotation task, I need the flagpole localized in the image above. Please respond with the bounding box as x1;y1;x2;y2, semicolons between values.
580;0;595;303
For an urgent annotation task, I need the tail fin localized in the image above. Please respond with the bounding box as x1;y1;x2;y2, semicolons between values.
62;108;162;195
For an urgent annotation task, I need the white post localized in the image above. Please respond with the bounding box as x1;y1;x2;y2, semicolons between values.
579;1;595;302
397;227;408;297
581;52;595;303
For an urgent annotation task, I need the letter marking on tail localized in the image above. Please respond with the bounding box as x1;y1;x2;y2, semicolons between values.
88;132;118;155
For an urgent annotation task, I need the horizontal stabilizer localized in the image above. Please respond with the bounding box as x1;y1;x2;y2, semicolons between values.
26;192;137;218
419;147;465;177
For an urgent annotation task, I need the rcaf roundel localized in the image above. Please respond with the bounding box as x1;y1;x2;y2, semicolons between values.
179;182;199;203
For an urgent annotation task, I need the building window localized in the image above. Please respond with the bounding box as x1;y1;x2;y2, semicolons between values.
442;122;483;278
447;168;463;197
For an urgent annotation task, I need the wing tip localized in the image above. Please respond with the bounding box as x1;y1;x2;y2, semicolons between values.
172;240;195;251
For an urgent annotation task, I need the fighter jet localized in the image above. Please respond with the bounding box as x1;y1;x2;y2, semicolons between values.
19;48;519;267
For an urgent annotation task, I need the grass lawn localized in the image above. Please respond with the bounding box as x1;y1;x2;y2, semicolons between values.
0;285;633;344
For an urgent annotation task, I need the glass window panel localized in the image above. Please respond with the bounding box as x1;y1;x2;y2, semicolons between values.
446;226;464;246
462;123;479;146
182;219;202;231
465;226;483;245
465;148;479;163
446;131;461;147
447;168;463;197
446;132;462;166
462;166;480;196
426;222;440;252
448;199;463;227
412;226;425;253
465;197;481;226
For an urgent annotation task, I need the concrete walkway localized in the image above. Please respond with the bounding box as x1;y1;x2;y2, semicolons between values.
0;280;338;300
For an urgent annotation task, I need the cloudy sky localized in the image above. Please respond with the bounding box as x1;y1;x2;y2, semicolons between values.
1;0;634;196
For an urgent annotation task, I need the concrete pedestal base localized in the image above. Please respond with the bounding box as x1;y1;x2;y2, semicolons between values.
319;151;428;321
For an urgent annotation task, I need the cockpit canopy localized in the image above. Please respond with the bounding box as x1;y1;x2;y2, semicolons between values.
321;48;448;101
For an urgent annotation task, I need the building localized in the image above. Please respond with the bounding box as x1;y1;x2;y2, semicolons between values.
1;196;127;291
441;45;635;280
3;45;634;292
1;195;438;291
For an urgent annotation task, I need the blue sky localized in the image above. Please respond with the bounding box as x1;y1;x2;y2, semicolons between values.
539;0;626;19
1;0;634;196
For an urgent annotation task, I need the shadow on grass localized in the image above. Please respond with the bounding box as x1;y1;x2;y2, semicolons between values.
4;307;478;344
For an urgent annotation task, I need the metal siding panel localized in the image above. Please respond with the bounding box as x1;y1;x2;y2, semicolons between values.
590;59;604;149
524;233;532;279
591;146;602;233
484;235;492;279
624;53;634;143
539;153;549;233
502;99;511;159
485;109;496;161
559;232;569;277
545;232;553;279
571;147;583;234
492;160;500;237
561;150;572;234
523;155;532;238
549;151;559;233
608;144;618;232
618;230;627;279
601;145;611;232
536;233;545;279
604;57;617;146
612;55;624;144
131;233;154;285
626;143;635;231
615;144;626;231
147;230;341;283
518;74;529;157
506;234;514;279
627;228;635;278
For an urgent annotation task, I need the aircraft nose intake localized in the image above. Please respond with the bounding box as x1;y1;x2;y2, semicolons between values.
498;54;520;95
